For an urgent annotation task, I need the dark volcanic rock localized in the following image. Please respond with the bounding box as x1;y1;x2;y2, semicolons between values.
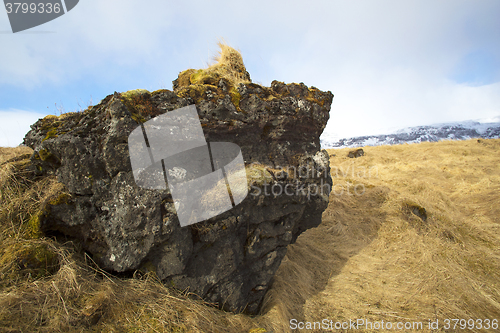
23;75;333;314
348;148;364;158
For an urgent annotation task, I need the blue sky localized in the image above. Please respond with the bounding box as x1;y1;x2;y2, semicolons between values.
1;0;499;146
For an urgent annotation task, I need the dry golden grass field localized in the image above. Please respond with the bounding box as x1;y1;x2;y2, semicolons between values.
1;139;499;332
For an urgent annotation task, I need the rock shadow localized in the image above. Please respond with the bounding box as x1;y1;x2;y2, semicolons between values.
261;185;389;322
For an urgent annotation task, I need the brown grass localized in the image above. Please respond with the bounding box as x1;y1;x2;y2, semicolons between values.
262;139;500;332
0;245;261;332
1;139;499;332
0;146;32;165
0;147;66;240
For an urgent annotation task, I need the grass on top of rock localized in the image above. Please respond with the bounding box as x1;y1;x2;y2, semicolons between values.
119;42;330;119
176;41;251;90
118;89;159;123
174;42;251;110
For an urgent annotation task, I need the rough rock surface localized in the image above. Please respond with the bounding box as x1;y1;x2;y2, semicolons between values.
348;148;364;158
23;75;333;314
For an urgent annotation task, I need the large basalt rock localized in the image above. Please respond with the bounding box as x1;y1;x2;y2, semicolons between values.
23;76;333;314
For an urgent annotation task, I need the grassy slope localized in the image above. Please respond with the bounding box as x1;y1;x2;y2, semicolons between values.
0;139;499;332
263;138;500;332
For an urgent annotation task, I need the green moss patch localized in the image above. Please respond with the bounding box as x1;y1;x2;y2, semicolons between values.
138;261;157;276
131;113;146;124
119;89;160;122
23;191;71;239
48;193;71;206
229;86;242;112
27;211;44;239
39;115;60;131
38;112;79;142
175;69;197;89
39;116;63;142
42;128;58;142
121;89;150;100
176;84;213;105
306;86;329;107
38;148;51;161
151;89;170;96
0;241;60;283
37;148;60;165
190;68;222;86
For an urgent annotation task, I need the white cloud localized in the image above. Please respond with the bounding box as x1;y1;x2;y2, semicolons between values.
1;0;499;140
0;0;177;88
321;74;500;139
0;110;44;147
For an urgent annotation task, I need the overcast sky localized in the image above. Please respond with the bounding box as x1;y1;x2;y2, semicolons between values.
1;0;499;146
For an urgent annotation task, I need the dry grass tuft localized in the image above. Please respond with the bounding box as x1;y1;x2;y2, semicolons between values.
0;147;67;240
208;41;252;85
175;41;251;91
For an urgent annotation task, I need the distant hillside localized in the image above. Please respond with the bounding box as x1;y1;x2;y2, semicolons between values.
322;120;500;148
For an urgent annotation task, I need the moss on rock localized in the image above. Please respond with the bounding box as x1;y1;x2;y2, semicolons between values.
27;211;44;239
176;84;212;105
229;86;242;112
49;193;71;206
37;148;57;162
24;192;71;239
139;261;157;276
121;89;150;100
42;128;58;142
0;241;60;282
175;69;196;89
120;89;159;122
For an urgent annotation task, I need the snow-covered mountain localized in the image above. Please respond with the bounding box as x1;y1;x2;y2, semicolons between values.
321;119;500;149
